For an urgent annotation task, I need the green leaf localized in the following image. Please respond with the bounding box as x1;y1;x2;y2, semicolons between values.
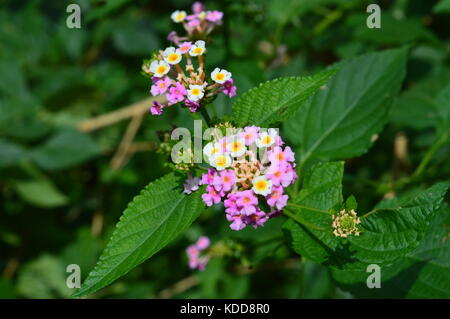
72;173;204;297
332;203;450;298
433;0;450;13
17;254;72;298
284;164;449;269
283;161;344;263
434;83;450;134
29;129;100;170
12;179;68;208
0;139;26;167
391;69;450;131
231;69;336;127
348;181;450;264
284;48;408;164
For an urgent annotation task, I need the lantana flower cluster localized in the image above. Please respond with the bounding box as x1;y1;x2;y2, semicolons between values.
143;2;235;116
194;127;298;231
186;236;210;271
169;2;223;39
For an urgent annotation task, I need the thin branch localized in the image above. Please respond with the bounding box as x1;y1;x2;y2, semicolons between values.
110;113;144;170
157;275;199;299
77;97;163;132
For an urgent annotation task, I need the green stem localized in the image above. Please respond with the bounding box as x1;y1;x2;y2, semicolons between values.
286;203;330;214
283;209;327;231
377;129;449;194
200;108;212;127
412;129;449;178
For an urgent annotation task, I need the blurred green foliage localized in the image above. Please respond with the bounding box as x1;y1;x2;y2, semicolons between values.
0;0;449;298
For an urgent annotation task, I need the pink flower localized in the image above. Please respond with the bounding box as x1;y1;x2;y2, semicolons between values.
186;236;210;271
183;174;201;194
187;19;200;28
206;10;223;23
226;213;246;231
213;170;235;192
186;245;199;259
245;211;269;229
224;193;239;214
266;186;288;210
202;185;224;206
179;41;192;54
201;169;216;185
192;2;205;14
240;126;259;145
167;31;178;43
276;135;285;146
150;101;164;115
166;82;187;104
222;79;237;97
196;236;210;250
185;100;200;112
266;162;293;187
236;190;258;215
150;76;171;96
268;146;295;166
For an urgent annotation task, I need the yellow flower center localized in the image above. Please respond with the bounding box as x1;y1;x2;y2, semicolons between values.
168;53;179;62
176;13;184;21
191;88;201;95
215;156;227;167
262;136;272;145
216;73;225;81
194;47;203;54
157;65;167;74
255;180;267;191
210;147;219;156
232;141;242;152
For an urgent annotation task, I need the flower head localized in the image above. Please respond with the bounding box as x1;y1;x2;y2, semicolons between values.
192;2;205;14
196;236;210;250
187;84;205;101
198;126;296;230
210;153;232;170
226;136;246;157
266;186;288;210
179;41;192;54
332;209;362;238
211;68;232;84
256;129;278;148
222;79;237;97
189;40;206;56
186;235;210;271
163;47;182;65
213;169;236;192
150;101;164;115
185;99;200;112
150;76;171;96
252;175;273;196
150;60;170;77
171;10;187;23
206;10;223;23
167;82;187;104
183;173;201;194
202;185;224;206
240;126;259;145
